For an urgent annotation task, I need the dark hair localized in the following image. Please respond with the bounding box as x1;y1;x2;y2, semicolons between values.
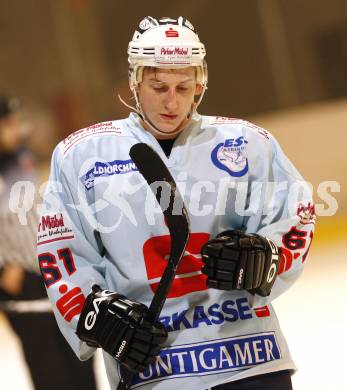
0;96;21;119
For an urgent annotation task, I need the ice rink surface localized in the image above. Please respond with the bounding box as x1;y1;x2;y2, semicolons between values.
1;238;346;390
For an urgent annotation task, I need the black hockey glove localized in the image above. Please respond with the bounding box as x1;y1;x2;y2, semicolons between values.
76;285;167;372
201;230;281;297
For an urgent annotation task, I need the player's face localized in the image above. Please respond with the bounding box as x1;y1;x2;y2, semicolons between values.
138;67;202;138
0;114;23;152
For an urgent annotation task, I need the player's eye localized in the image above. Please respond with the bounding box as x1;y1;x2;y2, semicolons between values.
152;86;168;92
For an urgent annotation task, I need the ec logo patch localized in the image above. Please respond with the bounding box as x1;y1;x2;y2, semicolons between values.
211;137;248;177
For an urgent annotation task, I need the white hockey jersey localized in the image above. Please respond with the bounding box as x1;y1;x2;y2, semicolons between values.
37;112;315;390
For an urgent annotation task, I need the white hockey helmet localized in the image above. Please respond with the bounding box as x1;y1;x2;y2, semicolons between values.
128;16;208;89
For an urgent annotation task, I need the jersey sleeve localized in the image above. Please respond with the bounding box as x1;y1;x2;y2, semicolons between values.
37;144;108;360
244;132;315;306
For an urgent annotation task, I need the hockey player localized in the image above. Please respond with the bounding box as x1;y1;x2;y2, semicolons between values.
0;96;97;389
37;16;315;390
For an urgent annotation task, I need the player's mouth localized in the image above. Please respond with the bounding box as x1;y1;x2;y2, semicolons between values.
160;114;178;121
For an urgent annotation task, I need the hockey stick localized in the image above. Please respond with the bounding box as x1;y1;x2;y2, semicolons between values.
117;143;190;390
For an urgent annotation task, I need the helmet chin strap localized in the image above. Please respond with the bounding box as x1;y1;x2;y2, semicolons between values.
118;84;207;139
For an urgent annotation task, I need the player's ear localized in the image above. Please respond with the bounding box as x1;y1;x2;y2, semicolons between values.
195;83;203;95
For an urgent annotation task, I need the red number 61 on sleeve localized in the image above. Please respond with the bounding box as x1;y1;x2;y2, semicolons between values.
38;248;76;288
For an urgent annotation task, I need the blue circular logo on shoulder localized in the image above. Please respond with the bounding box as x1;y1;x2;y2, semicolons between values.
211;137;248;177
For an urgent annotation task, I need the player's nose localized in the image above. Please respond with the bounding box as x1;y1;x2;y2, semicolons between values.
164;88;179;112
